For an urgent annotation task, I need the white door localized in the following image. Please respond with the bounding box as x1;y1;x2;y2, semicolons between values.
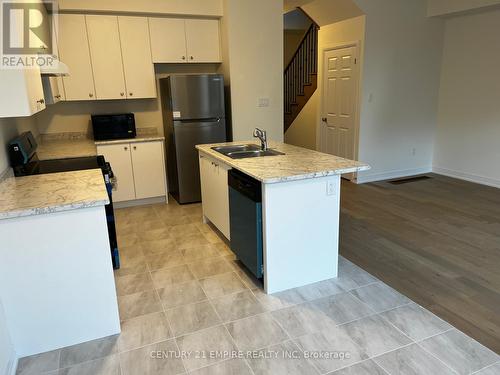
130;141;166;199
148;18;187;63
321;45;358;163
185;19;221;63
118;17;157;99
86;15;127;100
58;14;96;101
97;144;136;202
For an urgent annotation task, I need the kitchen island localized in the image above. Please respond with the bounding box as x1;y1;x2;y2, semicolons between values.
0;169;120;357
196;141;370;294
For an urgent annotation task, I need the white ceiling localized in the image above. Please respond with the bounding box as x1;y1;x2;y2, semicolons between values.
284;0;364;26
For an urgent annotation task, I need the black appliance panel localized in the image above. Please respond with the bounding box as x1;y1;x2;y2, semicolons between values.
91;113;136;141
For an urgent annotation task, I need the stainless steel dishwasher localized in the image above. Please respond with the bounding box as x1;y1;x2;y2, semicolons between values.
228;169;263;279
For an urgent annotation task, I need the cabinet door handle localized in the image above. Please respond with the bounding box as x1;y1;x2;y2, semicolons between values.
124;146;128;151
129;92;133;96
37;98;45;104
190;56;194;60
120;92;125;97
182;56;186;60
133;146;137;150
89;93;94;98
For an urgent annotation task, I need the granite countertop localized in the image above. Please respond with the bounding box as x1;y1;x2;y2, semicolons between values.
0;169;109;220
37;138;97;161
196;141;370;183
94;135;165;146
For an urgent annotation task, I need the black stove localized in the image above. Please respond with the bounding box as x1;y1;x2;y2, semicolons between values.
8;132;120;269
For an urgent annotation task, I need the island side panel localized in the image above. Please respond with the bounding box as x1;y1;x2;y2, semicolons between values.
262;175;340;294
0;206;121;357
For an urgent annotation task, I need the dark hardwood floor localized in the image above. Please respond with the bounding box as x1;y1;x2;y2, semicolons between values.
340;173;500;354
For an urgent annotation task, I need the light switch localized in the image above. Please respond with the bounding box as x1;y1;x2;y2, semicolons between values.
258;97;270;107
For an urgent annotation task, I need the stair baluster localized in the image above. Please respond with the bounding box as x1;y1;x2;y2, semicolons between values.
284;23;318;132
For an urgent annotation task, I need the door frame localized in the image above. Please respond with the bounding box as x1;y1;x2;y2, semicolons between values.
316;41;362;180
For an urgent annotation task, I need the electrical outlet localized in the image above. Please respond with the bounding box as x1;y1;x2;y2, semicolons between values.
258;97;270;107
326;180;335;196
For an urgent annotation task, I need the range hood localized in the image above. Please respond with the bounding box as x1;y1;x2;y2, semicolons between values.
40;60;70;76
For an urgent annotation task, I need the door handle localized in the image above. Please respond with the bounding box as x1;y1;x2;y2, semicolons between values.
322;117;327;122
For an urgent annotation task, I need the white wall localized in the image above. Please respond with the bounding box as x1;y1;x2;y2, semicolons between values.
427;0;500;17
0;298;15;375
354;0;444;182
285;90;319;149
221;0;283;142
35;64;219;135
0;117;39;174
58;0;223;17
433;9;500;187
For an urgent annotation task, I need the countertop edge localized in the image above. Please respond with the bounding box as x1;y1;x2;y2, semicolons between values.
0;198;110;221
94;136;165;146
196;145;371;184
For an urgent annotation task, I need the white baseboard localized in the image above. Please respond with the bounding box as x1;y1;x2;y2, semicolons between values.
113;196;167;209
354;167;432;184
432;166;500;189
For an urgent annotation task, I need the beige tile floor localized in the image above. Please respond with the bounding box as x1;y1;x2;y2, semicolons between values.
17;200;500;375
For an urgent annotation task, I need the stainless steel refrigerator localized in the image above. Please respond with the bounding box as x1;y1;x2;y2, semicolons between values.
160;74;227;204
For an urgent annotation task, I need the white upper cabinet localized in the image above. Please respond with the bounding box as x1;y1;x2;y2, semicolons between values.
58;14;96;101
149;18;187;63
0;69;46;118
86;15;127;100
185;19;221;63
149;17;221;63
118;17;157;99
50;15;66;101
42;76;62;105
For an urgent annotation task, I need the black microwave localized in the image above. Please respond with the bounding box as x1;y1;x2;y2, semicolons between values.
91;113;136;141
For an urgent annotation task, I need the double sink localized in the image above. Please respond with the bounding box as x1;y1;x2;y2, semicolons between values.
212;144;284;159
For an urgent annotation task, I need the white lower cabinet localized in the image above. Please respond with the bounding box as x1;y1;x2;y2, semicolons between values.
130;142;166;199
199;153;230;239
97;141;166;203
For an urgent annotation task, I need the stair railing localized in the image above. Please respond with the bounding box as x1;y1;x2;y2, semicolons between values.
284;23;318;115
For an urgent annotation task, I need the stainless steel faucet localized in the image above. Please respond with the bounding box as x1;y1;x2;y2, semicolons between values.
253;128;268;151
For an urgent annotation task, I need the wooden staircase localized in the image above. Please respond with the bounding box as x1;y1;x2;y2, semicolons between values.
284;23;319;133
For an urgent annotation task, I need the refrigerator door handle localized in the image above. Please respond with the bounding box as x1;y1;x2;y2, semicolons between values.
178;117;221;123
